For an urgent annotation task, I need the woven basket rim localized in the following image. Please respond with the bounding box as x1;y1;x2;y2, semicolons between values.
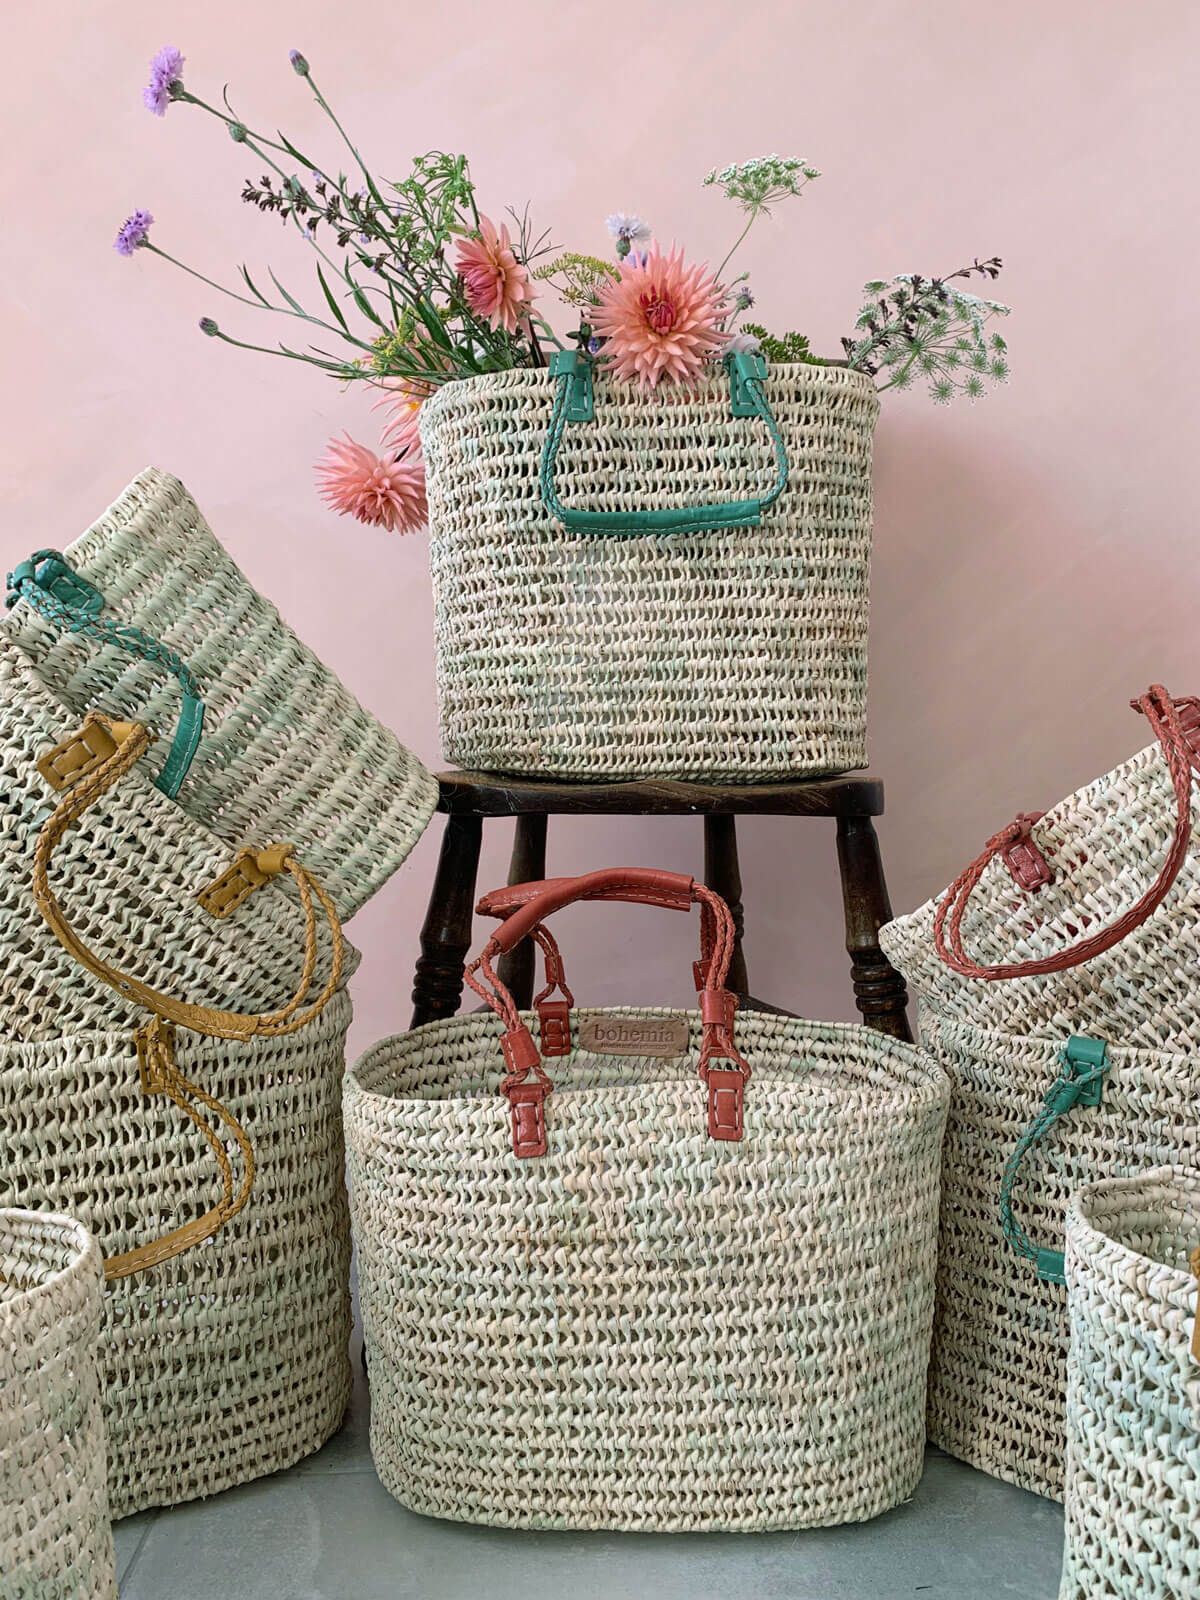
422;358;879;423
919;1005;1200;1067
348;1007;948;1111
0;1208;99;1313
1072;1165;1200;1269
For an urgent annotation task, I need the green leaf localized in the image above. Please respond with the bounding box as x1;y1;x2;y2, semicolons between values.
315;263;350;332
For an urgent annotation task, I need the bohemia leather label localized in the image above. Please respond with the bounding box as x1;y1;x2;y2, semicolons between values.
577;1015;690;1057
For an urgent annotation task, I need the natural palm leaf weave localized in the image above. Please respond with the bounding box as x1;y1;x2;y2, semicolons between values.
1;1209;116;1600
914;1008;1200;1502
421;362;879;781
346;870;949;1530
5;465;437;917
1060;1169;1200;1600
880;688;1200;1051
0;633;355;1516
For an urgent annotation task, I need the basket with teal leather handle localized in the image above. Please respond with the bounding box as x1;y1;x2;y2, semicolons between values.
421;352;879;781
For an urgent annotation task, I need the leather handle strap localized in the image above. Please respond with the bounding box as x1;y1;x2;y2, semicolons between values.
539;350;789;538
465;869;750;1156
31;712;345;1278
933;687;1198;981
33;714;345;1039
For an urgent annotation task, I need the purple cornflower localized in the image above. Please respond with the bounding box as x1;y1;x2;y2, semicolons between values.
289;50;310;76
142;46;184;116
114;209;154;256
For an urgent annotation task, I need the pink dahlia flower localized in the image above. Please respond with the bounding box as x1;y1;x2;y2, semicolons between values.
588;243;730;389
315;435;427;533
454;215;536;334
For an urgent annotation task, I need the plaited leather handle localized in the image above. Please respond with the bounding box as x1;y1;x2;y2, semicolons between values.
31;712;345;1277
33;714;345;1038
934;686;1199;981
465;868;751;1158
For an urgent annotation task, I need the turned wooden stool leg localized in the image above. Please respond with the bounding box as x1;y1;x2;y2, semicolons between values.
703;814;750;999
495;813;548;1011
835;814;912;1042
410;813;484;1027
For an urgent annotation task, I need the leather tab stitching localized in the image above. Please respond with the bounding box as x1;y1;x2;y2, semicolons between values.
197;852;270;918
37;722;119;791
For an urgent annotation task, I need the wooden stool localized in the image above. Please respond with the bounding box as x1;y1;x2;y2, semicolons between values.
410;770;911;1041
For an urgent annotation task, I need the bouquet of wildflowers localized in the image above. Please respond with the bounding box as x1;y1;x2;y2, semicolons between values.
119;47;1010;532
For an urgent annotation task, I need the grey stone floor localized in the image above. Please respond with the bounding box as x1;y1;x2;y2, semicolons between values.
113;1324;1065;1599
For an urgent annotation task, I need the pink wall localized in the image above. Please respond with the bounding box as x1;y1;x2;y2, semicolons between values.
3;2;1198;1055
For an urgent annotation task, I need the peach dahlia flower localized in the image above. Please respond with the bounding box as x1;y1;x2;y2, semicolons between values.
588;243;729;389
454;215;536;334
315;435;427;533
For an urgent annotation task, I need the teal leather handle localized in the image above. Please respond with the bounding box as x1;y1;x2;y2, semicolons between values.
6;550;205;800
539;350;789;537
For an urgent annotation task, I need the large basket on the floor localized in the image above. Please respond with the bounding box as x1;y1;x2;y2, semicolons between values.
421;356;878;781
0;634;354;1517
1;1209;116;1600
4;466;438;918
914;1009;1199;1503
347;868;949;1531
1061;1170;1200;1600
880;686;1200;1051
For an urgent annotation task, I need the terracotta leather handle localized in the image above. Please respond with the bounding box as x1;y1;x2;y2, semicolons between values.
465;869;750;1158
481;868;696;956
934;686;1199;981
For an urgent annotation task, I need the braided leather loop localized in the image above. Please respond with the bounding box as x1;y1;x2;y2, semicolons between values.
934;687;1198;980
465;870;751;1155
31;712;345;1276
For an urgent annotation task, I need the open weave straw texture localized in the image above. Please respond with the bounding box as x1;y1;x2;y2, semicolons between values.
0;631;356;1040
421;364;878;781
346;1008;949;1531
4;467;437;918
0;993;354;1520
1061;1169;1200;1600
1;1209;116;1600
914;1008;1200;1502
0;628;355;1516
880;733;1200;1051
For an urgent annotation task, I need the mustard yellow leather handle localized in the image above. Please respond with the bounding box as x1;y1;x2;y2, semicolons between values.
31;712;345;1278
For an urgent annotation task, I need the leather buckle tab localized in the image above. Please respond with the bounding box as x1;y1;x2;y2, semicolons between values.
37;720;120;791
538;999;572;1057
707;1067;745;1142
505;1079;548;1159
197;846;293;918
1000;814;1053;892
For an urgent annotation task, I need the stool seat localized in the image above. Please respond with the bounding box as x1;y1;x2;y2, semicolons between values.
437;770;885;817
411;769;910;1041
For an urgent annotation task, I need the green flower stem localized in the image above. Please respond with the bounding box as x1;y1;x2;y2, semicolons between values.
143;245;377;353
304;72;384;206
201;324;360;375
715;209;760;285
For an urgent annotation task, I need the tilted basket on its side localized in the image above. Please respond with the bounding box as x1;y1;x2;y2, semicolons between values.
877;686;1200;1500
1;1209;116;1600
4;466;438;919
1061;1170;1200;1600
347;868;949;1531
422;354;879;781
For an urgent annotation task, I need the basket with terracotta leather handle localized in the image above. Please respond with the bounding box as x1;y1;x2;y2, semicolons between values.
467;868;750;1154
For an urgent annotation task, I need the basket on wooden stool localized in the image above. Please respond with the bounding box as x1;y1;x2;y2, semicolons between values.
422;354;879;781
347;868;949;1531
1;1209;116;1600
1061;1169;1200;1600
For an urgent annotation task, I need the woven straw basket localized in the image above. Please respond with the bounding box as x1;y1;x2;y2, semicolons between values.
346;869;949;1531
4;466;437;918
880;687;1200;1050
913;1009;1199;1502
421;356;879;781
1;1209;116;1600
0;628;355;1517
1061;1169;1200;1600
